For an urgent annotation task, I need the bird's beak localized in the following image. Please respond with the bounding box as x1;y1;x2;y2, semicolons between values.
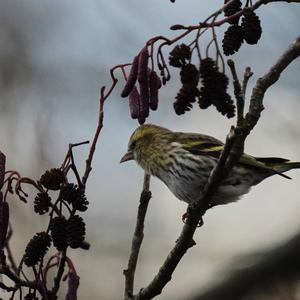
120;150;134;163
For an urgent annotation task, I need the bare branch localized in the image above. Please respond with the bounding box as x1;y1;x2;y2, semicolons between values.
81;63;131;186
244;35;300;132
81;87;106;187
124;173;151;300
0;254;43;294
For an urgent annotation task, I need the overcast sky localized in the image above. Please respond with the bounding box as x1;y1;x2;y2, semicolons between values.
0;1;300;299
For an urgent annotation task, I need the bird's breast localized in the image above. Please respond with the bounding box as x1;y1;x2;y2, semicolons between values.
154;154;215;203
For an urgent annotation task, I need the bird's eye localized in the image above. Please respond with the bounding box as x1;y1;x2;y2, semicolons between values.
130;141;136;149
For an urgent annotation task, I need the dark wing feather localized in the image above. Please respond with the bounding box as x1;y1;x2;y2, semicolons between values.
175;132;291;179
173;132;224;158
254;157;289;164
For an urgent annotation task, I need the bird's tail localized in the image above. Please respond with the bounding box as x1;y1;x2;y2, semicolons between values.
276;161;300;173
256;157;300;179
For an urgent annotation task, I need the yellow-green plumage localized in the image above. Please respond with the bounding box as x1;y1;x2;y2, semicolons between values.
121;124;300;206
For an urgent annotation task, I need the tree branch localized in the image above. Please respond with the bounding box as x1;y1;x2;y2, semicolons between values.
81;87;106;187
227;60;245;127
244;35;300;133
134;35;300;300
124;173;151;300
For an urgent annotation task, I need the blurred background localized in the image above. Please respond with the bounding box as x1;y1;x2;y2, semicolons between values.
0;0;299;299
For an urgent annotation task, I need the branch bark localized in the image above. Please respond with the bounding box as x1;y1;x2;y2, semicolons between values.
134;35;300;300
124;173;151;300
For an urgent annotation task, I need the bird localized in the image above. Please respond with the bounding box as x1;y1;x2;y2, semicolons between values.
120;124;300;207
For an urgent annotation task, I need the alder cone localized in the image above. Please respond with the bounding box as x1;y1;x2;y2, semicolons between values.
222;24;244;56
224;0;242;24
242;9;262;45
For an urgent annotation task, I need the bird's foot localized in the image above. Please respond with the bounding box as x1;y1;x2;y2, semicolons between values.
181;212;204;227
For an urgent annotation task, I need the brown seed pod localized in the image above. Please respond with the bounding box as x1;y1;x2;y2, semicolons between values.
180;63;199;85
174;85;199;115
222;24;244;56
121;55;139;98
67;215;86;249
23;232;51;267
224;0;242;24
40;168;65;190
149;71;161;111
50;216;68;251
169;44;191;68
34;192;51;215
242;8;262;45
128;86;140;119
198;58;235;118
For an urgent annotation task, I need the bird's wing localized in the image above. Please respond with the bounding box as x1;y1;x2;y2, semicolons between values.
178;134;291;179
174;132;224;157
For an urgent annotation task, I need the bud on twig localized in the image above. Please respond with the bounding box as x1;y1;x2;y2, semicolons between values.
170;24;185;30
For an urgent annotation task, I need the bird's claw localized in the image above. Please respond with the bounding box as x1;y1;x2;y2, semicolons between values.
181;212;204;227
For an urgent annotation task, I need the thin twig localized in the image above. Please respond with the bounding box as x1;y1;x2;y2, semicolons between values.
67;143;87;187
227;59;245;127
0;264;43;294
242;67;253;99
81;86;106;187
81;64;130;187
51;250;67;295
4;226;18;275
124;173;151;300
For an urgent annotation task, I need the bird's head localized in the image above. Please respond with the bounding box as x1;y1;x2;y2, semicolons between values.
120;124;171;168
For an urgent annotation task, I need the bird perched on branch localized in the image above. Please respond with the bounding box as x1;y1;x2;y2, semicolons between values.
121;124;300;206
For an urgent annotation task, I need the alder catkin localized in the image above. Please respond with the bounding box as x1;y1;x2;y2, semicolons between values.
138;47;150;119
149;71;161;111
128;86;140;119
121;55;139;98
